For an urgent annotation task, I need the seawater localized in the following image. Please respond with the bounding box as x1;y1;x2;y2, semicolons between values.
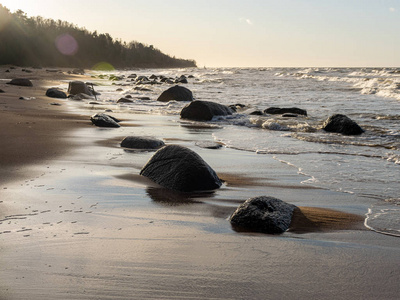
83;67;400;237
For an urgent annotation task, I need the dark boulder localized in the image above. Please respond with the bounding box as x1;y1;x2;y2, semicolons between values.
264;107;307;116
175;75;188;84
229;103;247;112
90;113;120;128
0;89;5;93
157;85;194;102
180;100;233;121
322;114;364;135
136;76;149;82
6;78;33;87
230;196;296;234
45;88;67;99
117;97;133;103
121;136;165;149
140;145;222;192
67;81;92;96
249;110;263;115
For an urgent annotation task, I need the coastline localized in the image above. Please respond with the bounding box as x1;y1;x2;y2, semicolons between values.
0;67;89;184
1;66;399;299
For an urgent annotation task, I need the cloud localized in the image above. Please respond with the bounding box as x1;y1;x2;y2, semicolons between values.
239;17;253;26
389;7;396;12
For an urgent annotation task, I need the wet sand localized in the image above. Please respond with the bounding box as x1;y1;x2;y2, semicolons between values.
1;67;399;299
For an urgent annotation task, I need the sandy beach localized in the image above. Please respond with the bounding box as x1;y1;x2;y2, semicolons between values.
0;66;399;299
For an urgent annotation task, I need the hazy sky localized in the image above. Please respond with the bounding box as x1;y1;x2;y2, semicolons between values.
1;0;399;67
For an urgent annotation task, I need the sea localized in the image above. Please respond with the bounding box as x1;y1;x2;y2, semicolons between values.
77;67;400;237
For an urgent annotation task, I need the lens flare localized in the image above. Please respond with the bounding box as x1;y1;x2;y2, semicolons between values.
93;62;115;71
55;33;78;56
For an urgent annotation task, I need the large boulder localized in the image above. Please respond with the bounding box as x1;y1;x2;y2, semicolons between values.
264;107;307;116
322;114;364;135
180;100;234;121
157;85;193;102
68;81;92;96
121;136;165;149
90;113;120;128
230;196;296;234
45;88;67;99
6;78;33;87
140;145;222;192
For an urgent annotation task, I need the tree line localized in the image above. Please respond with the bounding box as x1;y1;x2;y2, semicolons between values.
0;5;196;69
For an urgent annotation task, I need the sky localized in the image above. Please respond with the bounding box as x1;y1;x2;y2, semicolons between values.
1;0;399;67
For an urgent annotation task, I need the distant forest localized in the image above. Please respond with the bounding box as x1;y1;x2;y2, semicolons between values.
0;5;196;69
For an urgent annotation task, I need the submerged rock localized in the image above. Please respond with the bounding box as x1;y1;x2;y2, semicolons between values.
249;110;264;115
264;107;307;116
157;85;193;102
282;113;298;118
68;81;92;96
6;78;33;87
230;196;296;234
180;100;233;121
90;113;120;128
195;141;223;149
323;114;364;135
71;68;85;75
46;88;67;99
121;136;165;149
70;93;93;100
140;145;222;192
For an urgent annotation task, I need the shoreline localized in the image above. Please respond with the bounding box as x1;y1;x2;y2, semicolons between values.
0;67;90;184
1;66;399;299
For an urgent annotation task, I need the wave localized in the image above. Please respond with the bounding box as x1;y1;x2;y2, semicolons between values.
365;198;400;237
278;67;400;101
